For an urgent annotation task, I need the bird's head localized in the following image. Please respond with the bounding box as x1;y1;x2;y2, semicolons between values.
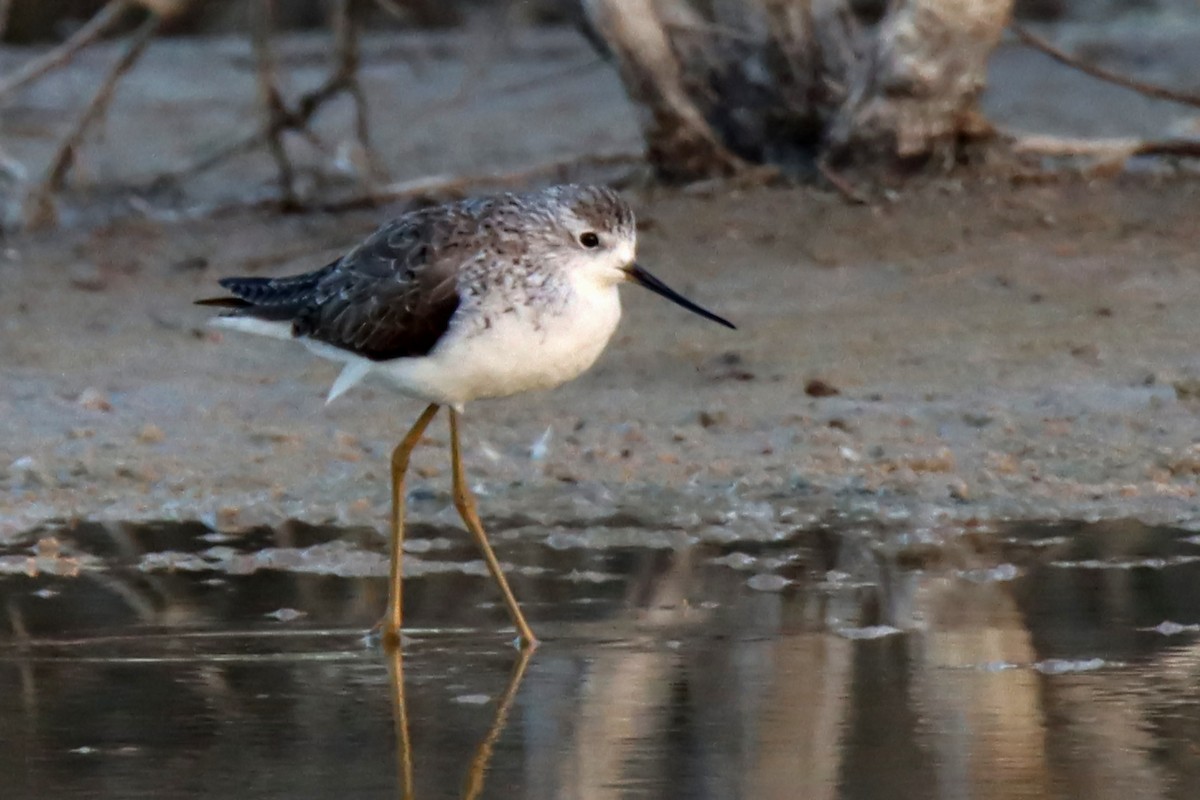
535;184;736;329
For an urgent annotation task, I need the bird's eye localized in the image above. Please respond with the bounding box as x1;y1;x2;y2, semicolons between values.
579;232;600;249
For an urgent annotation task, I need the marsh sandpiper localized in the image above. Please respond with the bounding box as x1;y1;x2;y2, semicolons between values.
197;184;735;648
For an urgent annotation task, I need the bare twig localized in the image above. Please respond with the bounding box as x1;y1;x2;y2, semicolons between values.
817;159;870;205
0;141;25;182
252;0;298;207
308;150;645;212
0;0;131;104
24;13;162;228
163;49;604;189
1012;133;1200;159
163;130;263;182
1012;24;1200;109
372;0;411;23
0;0;15;42
157;0;379;194
400;4;517;134
331;0;385;181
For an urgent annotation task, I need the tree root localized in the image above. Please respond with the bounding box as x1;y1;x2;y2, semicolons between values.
1011;134;1200;160
1011;24;1200;110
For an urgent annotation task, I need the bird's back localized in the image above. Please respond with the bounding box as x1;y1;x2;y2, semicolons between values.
198;206;467;361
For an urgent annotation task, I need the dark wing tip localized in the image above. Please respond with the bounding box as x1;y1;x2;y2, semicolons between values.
195;296;250;309
194;276;260;308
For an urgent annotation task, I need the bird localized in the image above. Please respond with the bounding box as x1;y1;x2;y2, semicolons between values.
196;184;735;649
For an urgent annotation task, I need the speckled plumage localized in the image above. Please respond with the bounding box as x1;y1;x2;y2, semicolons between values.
199;183;728;411
198;183;734;646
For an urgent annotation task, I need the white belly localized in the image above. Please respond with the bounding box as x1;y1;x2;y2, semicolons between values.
379;283;623;409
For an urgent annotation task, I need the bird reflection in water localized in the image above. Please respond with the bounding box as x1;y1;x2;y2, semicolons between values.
386;645;533;800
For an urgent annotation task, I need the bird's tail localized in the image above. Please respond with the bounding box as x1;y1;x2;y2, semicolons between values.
194;261;337;319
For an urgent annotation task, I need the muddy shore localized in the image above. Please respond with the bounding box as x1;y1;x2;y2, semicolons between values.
2;26;1200;540
3;176;1200;541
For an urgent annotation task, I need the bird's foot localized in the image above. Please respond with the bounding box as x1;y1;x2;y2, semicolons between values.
366;617;405;650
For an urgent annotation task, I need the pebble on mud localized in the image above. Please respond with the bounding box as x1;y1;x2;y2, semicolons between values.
709;352;755;382
747;573;790;592
906;447;957;473
7;456;51;487
265;608;306;622
68;262;108;292
216;506;241;529
76;387;112;412
1165;445;1200;476
1172;376;1200;403
334;431;361;450
137;423;166;444
804;378;841;398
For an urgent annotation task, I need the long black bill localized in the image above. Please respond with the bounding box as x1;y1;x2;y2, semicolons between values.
626;263;736;330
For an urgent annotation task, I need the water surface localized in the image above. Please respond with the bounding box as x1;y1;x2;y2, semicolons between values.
2;518;1200;799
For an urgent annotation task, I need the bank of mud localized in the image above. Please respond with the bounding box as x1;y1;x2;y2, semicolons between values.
2;176;1199;541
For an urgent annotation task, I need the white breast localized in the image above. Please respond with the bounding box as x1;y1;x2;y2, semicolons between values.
379;279;623;409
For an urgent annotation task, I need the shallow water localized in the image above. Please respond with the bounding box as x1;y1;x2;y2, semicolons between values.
2;519;1200;799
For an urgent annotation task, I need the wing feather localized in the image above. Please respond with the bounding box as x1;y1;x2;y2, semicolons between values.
200;207;467;361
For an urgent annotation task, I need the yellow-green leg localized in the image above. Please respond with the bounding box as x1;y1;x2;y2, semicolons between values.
380;403;440;649
449;409;538;649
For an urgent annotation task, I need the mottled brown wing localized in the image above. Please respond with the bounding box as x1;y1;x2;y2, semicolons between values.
293;212;464;361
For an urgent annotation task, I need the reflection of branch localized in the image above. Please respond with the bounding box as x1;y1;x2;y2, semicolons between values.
0;0;130;104
1012;24;1200;109
24;13;162;228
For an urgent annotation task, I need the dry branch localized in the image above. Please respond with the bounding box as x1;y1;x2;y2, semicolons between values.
0;0;14;42
23;12;163;229
582;0;746;181
582;0;1014;180
1012;134;1200;160
312;150;644;213
828;0;1013;165
666;0;864;167
1011;24;1200;110
331;0;385;182
160;0;380;199
0;0;131;105
817;158;870;204
251;0;299;206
